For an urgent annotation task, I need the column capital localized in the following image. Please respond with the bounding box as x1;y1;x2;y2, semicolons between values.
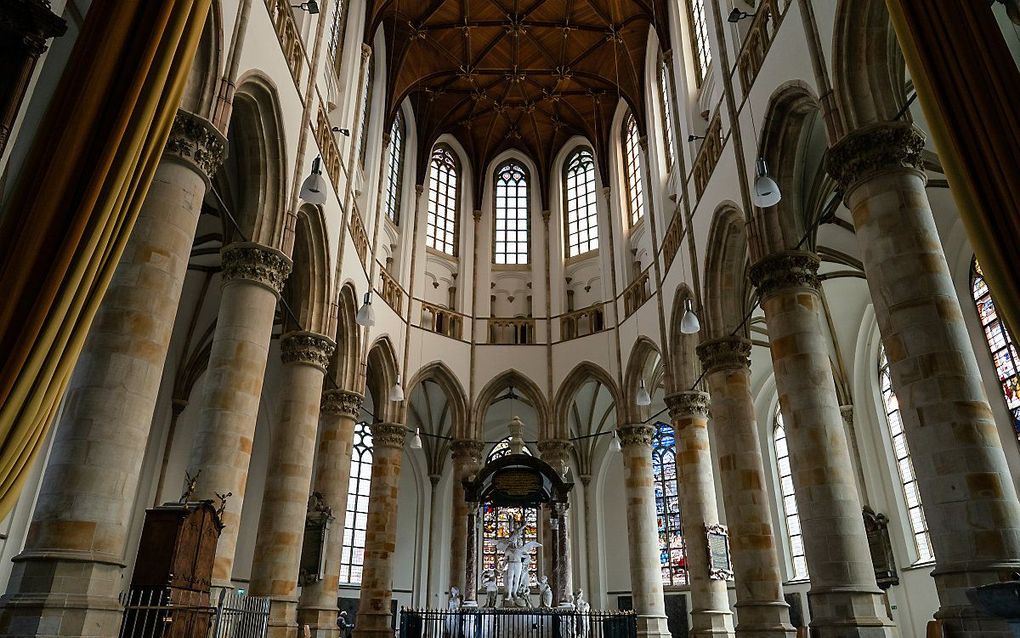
537;438;572;461
826;122;926;196
281;331;335;371
749;250;820;299
164;109;226;183
664;391;710;421
321;388;363;418
617;424;655;448
220;242;292;296
369;422;407;449
450;438;485;465
697;336;751;374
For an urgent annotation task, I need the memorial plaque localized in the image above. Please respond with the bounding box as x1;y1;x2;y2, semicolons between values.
705;524;733;580
490;468;544;505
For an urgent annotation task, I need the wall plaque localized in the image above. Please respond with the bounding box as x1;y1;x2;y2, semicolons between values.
706;523;733;580
490;468;543;505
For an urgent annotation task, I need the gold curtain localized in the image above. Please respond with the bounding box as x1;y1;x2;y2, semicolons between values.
0;0;211;518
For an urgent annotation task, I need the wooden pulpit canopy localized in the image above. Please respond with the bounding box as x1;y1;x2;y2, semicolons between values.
463;452;573;506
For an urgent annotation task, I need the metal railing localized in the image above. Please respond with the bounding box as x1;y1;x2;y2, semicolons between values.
399;608;636;638
119;587;271;638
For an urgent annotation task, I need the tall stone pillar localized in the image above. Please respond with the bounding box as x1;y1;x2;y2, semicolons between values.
250;332;335;638
538;439;573;604
298;389;363;637
749;252;895;637
828;122;1020;637
0;110;224;638
618;425;671;638
463;503;480;605
449;439;484;594
664;392;736;638
696;339;793;638
352;423;407;638
188;241;292;586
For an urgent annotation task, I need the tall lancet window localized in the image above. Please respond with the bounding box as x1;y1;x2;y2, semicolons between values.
339;421;373;584
878;347;935;562
326;0;346;74
972;259;1020;438
481;438;538;587
384;112;405;224
687;0;712;86
652;422;688;587
623;112;645;227
564;148;599;257
659;62;676;167
494;161;530;265
426;146;459;256
773;408;808;580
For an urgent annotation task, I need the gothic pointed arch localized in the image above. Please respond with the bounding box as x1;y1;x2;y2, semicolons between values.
554;362;622;439
366;336;400;422
623;337;662;424
472;370;550;440
328;282;361;392
283;204;332;335
668;284;700;390
405;361;469;441
703;204;751;339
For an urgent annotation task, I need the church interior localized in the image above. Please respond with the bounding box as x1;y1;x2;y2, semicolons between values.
2;1;1020;637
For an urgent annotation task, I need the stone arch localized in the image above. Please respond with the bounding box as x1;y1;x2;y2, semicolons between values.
622;337;662;424
703;204;751;339
472;370;550;440
180;0;223;119
365;336;400;423
328;282;361;392
282;204;331;335
405;361;469;440
668;283;700;390
832;0;907;133
554;362;622;440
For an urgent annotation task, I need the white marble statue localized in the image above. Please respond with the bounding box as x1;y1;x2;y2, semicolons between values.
448;586;462;609
573;589;590;638
496;522;541;605
537;575;553;608
482;569;498;607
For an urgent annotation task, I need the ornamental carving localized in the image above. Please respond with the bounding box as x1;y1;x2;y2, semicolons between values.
281;332;335;371
749;251;820;299
617;424;655;448
221;242;292;295
370;422;409;448
697;336;752;374
826;122;926;196
165;109;227;181
665;392;710;420
321;388;363;418
451;439;485;468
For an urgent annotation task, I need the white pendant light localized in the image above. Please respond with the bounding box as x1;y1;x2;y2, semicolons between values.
389;374;405;402
752;158;781;208
299;156;328;205
680;298;701;335
636;379;652;407
410;427;423;449
610;430;622;453
355;292;375;327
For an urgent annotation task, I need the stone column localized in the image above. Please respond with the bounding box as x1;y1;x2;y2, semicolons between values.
353;423;407;638
463;503;480;606
188;241;292;586
0;110;224;638
749;252;895;637
696;338;793;638
298;389;363;637
828;122;1020;637
551;502;572;606
664;392;736;638
618;425;671;638
250;332;335;638
449;439;484;594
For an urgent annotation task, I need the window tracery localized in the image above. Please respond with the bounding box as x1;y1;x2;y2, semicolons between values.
339;421;373;584
686;0;712;85
427;146;459;256
773;409;808;580
326;0;345;75
972;259;1020;438
494;161;530;265
652;422;688;587
623;113;645;227
384;112;404;224
565;148;599;257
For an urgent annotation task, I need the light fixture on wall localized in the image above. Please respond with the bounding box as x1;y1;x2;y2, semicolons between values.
752;158;782;208
687;134;706;142
299;156;328;205
332;126;351;137
410;426;423;449
610;430;622;453
389;374;405;402
636;379;652;407
356;292;376;326
292;1;320;14
727;8;754;22
680;298;701;335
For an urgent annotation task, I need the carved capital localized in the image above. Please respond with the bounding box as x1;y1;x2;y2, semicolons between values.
164;109;226;182
321;388;363;418
665;391;710;420
361;43;373;61
370;422;408;449
450;439;485;468
220;242;292;295
749;250;820;299
617;424;655;448
827;122;926;196
537;439;572;466
697;336;751;374
280;331;335;371
0;0;67;56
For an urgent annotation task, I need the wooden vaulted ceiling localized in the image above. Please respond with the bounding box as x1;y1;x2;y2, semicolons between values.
366;0;671;208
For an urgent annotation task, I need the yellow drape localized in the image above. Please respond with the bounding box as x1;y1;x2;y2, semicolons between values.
0;0;211;519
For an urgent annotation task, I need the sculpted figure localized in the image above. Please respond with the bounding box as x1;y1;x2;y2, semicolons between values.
538;575;553;608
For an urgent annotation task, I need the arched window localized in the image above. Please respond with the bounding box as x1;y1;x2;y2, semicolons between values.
658;61;676;168
972;259;1020;438
878;347;935;562
426;146;459;256
686;0;712;86
358;63;374;168
326;0;346;74
773;409;808;580
652;421;688;587
494;161;530;265
623;113;645;227
383;112;405;224
339;421;373;584
482;437;537;588
564;148;599;257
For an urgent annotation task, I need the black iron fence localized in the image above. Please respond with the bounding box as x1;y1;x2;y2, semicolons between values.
399;608;636;638
118;587;271;638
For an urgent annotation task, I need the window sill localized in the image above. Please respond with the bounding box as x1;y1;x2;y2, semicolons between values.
492;263;531;271
565;250;599;266
903;559;936;571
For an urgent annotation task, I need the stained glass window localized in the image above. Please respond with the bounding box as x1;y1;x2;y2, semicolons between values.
623;113;645;227
426;146;459;255
686;0;712;86
972;259;1020;438
384;112;405;224
652;422;688;587
339;421;373;584
481;438;537;587
494;161;529;265
659;62;676;168
878;347;935;563
565;148;599;257
326;0;345;75
773;409;808;580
